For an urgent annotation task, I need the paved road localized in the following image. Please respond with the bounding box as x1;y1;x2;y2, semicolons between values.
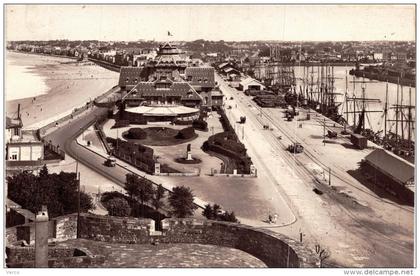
44;105;210;213
216;74;413;267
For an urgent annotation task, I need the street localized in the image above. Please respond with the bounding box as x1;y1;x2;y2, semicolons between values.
215;74;414;267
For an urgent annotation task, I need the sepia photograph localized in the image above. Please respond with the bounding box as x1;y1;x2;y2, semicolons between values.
2;2;417;274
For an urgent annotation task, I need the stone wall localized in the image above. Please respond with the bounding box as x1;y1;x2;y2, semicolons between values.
6;213;317;268
6;246;104;268
76;214;316;267
78;213;154;244
55;214;78;241
6;246;76;264
8;255;106;268
6;214;77;245
159;219;315;268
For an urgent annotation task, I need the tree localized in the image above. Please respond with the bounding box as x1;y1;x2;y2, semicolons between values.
212;204;222;217
124;173;154;217
79;192;94;213
168;186;197;218
7;170;94;218
125;173;139;200
137;178;154;216
202;204;214;220
105;198;131;217
39;164;49;179
152;184;165;211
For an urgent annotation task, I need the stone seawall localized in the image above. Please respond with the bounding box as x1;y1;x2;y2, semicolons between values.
76;214;316;267
78;214;154;244
6;213;317;267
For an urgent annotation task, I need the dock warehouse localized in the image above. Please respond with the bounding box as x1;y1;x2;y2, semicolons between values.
360;148;414;205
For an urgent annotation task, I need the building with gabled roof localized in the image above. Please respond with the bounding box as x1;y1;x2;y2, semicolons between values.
118;42;223;122
239;77;266;91
185;67;215;90
361;148;414;204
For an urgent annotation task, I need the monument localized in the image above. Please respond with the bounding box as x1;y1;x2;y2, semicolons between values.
186;143;193;161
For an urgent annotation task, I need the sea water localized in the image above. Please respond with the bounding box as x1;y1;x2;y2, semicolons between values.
293;66;416;138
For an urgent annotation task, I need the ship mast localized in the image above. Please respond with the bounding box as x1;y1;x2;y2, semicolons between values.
408;87;412;151
384;81;388;143
395;78;399;145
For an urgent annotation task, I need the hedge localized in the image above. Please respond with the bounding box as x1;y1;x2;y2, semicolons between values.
107;138;155;174
192;119;208;131
176;127;196;139
173;119;192;125
125;128;147;139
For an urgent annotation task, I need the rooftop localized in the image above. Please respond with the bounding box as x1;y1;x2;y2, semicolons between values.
364;148;415;187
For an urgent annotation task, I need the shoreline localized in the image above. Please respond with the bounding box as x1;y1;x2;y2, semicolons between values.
8;49;79;61
349;69;416;88
6;51;119;129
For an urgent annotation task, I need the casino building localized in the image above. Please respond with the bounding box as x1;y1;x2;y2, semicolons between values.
118;42;223;123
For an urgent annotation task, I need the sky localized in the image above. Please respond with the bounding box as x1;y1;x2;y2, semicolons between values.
5;4;416;42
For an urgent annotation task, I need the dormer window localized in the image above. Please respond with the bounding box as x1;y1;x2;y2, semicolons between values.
134;78;138;83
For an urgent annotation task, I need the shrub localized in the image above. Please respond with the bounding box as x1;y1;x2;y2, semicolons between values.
192;119;208;131
202;204;239;223
125;128;147;139
101;191;127;205
105;198;131;217
176;127;196;139
173;119;192;125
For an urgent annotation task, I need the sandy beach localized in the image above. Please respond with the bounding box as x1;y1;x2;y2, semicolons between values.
5;51;119;129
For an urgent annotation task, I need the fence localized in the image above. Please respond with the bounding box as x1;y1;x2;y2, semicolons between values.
38;104;92;138
43;141;66;160
37;85;119;139
88;58;121;72
155;172;200;177
113;151;154;174
93;117;112;154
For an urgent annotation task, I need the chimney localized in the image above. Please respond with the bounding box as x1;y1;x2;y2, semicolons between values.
17;104;21;119
35;205;49;268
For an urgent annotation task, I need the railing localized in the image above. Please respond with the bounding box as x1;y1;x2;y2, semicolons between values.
43;141;66;160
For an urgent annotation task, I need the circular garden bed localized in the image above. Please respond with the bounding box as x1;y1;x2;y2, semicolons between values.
123;127;198;146
174;157;202;164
